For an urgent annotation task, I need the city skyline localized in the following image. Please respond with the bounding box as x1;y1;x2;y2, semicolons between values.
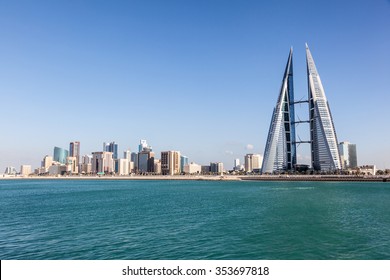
1;0;390;171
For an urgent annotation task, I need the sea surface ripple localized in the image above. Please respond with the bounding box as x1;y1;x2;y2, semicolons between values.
1;180;389;259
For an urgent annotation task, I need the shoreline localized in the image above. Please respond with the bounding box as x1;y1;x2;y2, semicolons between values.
1;174;389;182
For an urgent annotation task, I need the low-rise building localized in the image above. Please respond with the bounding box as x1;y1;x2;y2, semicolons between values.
358;165;376;175
48;164;67;176
184;162;202;174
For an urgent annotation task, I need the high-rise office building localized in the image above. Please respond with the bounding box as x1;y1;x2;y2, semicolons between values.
138;150;155;173
245;154;263;172
234;159;240;170
69;141;80;167
306;44;341;171
118;158;130;175
53;147;68;164
104;142;118;160
339;141;357;169
66;156;78;174
161;151;181;175
91;151;114;174
131;152;138;170
262;44;341;173
262;48;296;174
80;155;92;174
180;155;189;173
124;149;131;161
138;140;149;152
210;162;224;174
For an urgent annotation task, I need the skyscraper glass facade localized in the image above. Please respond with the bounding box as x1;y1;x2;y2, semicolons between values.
262;48;296;173
53;147;69;164
306;44;341;171
104;142;118;160
262;44;341;173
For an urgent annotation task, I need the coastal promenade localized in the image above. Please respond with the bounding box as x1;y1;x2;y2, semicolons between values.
1;174;389;182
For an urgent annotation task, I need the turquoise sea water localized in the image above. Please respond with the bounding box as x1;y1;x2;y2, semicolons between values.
0;179;389;260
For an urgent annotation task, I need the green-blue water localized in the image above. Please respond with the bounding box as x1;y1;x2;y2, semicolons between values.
0;180;389;259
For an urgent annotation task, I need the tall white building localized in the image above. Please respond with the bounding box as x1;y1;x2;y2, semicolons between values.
124;149;131;161
234;159;240;169
306;44;341;171
20;165;32;176
41;155;53;172
154;159;161;174
245;154;263;172
118;158;129;175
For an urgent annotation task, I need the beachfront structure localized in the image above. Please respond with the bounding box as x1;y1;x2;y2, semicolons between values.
245;154;262;173
306;44;341;171
201;165;211;174
210;162;224;174
358;165;376;175
161;151;181;175
20;165;32;176
53;146;69;164
184;162;202;174
262;48;296;173
92;151;114;174
339;141;357;169
69;141;80;167
4;166;17;175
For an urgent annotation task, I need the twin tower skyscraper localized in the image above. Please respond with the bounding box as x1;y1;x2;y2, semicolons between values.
261;44;341;173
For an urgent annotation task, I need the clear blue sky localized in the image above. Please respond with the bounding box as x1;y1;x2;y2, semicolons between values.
1;0;389;171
